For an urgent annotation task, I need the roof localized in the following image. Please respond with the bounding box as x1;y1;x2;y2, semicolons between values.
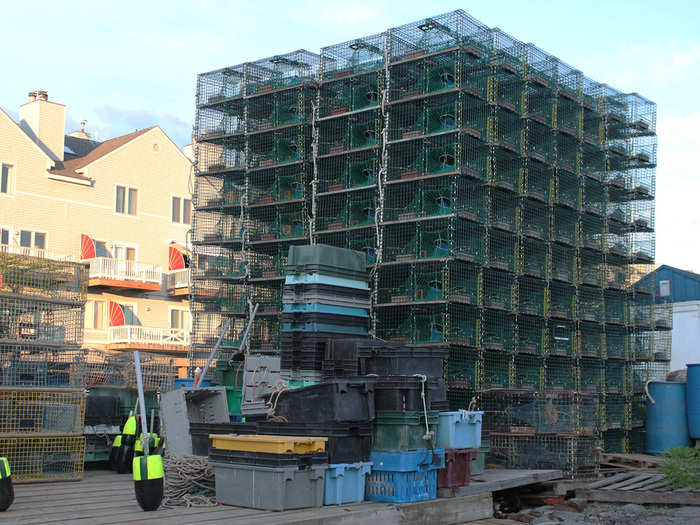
49;127;155;180
637;264;700;303
64;135;101;158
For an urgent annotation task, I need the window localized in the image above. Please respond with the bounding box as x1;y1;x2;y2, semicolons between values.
172;197;191;224
19;230;46;249
120;304;139;325
20;230;31;247
170;309;190;330
116;186;138;215
113;244;136;261
183;199;192;224
0;165;10;194
172;197;181;223
0;228;9;246
92;301;105;329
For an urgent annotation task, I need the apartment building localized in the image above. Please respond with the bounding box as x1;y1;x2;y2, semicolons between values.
0;90;192;355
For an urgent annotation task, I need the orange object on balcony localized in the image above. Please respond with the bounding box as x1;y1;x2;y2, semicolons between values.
166;243;190;296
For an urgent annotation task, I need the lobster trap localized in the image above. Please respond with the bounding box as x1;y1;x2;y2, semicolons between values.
0;435;85;482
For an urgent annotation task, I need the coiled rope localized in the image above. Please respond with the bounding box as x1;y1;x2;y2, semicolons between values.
162;454;216;508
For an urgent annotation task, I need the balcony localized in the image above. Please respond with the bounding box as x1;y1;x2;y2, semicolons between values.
0;244;76;261
86;257;162;291
165;268;190;297
107;325;189;353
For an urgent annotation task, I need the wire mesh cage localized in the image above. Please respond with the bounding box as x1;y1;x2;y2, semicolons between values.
605;361;629;394
651;330;671;362
604;258;630;290
248;166;307;206
652;299;672;332
627;428;645;454
518;277;546;316
322;31;387;78
544;356;576;391
245;50;320;96
522;119;554;165
579;357;604;394
520;237;548;280
0;435;85;482
0;388;85;435
549;319;575;357
577;285;603;323
601;394;629;431
604;290;629;326
248;127;309;170
552;206;577;246
553;170;579;210
196;103;245;143
547;243;576;283
513;353;544;389
577;249;603;287
0;254;87;304
548;281;575;320
509;392;599;435
319;110;381;155
483;310;515;353
517;315;546;355
519;162;552;203
248;203;308;243
579;213;605;252
483;269;516;312
486;229;516;272
603;429;628;454
487;107;521;155
197;64;245;107
194;172;246;209
195;138;246;175
317;150;378;193
489;433;600;479
581;177;606;217
247;245;288;279
518;199;550;240
630;292;653;330
488;189;518;233
447;347;482;391
632;331;653;362
0;296;84;347
578;322;603;358
482;349;512;388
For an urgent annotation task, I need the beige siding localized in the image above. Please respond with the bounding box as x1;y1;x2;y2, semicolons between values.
0;110;191;350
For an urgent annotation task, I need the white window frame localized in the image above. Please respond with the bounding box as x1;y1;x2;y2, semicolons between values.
0;163;14;196
18;229;48;250
171;195;192;225
117;301;138;326
168;306;191;331
0;225;12;248
115;184;140;217
109;241;139;261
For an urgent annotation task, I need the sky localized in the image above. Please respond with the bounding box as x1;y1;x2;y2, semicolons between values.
1;1;699;270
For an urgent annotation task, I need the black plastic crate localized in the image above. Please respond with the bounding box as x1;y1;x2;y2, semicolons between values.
189;422;257;456
324;337;373;361
266;378;376;423
256;421;373;463
86;395;121;419
322;359;359;378
374;376;447;411
282;312;370;329
283;283;370;303
208;448;328;468
359;346;448;378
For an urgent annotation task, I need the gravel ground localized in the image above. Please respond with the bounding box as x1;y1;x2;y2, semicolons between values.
501;501;700;525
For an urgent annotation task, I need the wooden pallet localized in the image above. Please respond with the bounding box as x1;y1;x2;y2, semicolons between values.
579;471;700;505
600;453;666;470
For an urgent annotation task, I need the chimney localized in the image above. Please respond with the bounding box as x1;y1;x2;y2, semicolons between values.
19;89;66;161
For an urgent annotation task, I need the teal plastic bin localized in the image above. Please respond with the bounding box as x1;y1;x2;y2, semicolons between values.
324;462;373;505
436;410;483;449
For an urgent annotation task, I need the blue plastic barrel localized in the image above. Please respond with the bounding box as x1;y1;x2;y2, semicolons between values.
646;381;692;454
687;364;700;438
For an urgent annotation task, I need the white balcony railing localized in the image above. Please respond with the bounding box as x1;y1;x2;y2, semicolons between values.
165;268;190;290
87;257;162;284
0;244;76;261
107;326;189;347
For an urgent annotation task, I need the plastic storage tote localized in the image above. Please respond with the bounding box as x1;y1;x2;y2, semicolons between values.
268;379;376;423
436;410;483;449
437;448;478;489
365;448;444;503
373;410;438;450
212;461;326;510
209;434;327;454
324;462;373;505
471;438;490;476
256;421;373;463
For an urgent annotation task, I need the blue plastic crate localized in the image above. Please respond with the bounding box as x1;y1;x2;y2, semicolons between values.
365;467;437;503
282;322;368;335
324;462;373;505
436;410;483;449
369;448;445;471
174;378;213;388
285;274;369;290
283;303;369;317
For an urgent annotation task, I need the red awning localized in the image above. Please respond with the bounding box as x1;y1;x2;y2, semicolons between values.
109;302;125;326
81;234;96;260
169;244;190;270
